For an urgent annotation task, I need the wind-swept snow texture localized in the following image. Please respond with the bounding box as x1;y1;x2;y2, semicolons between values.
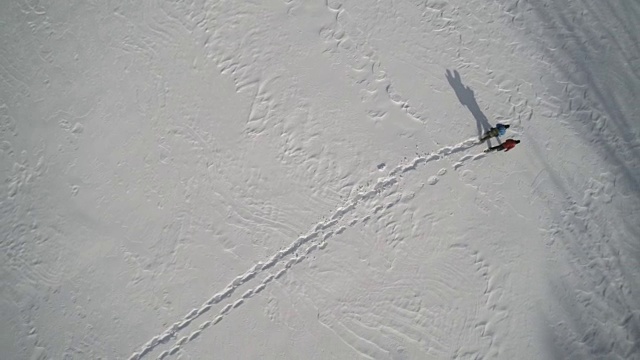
1;0;639;359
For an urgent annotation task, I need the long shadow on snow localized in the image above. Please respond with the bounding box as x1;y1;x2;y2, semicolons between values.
504;0;640;358
445;69;493;146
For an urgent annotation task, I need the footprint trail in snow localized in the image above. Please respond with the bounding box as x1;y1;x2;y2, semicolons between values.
129;136;485;360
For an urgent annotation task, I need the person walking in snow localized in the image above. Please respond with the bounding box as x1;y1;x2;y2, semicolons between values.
484;139;521;153
480;123;510;142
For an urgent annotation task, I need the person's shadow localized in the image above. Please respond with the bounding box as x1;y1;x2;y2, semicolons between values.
445;69;493;143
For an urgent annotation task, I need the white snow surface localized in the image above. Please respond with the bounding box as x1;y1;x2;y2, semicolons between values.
1;0;639;359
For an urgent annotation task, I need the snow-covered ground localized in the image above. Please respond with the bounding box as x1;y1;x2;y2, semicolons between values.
1;0;639;359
